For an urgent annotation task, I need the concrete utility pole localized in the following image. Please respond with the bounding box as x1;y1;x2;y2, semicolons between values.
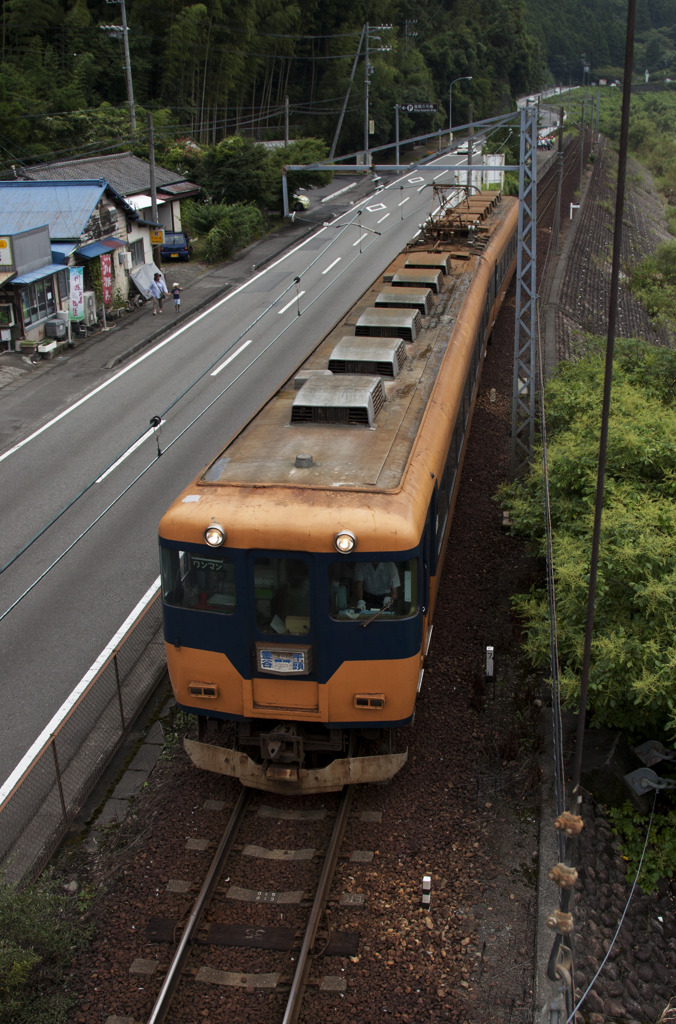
330;25;365;159
148;113;160;267
363;23;392;166
101;0;136;134
364;23;371;164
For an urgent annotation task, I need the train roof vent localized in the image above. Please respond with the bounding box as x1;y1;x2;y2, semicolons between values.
405;253;451;274
328;336;406;378
291;374;386;426
374;286;433;316
355;307;422;342
293;368;333;389
388;268;442;293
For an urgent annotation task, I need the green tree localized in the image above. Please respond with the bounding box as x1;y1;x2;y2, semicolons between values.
500;339;676;739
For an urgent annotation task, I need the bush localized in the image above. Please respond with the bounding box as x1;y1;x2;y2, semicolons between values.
498;339;676;739
608;802;676;894
202;202;265;263
0;874;94;1023
629;240;676;330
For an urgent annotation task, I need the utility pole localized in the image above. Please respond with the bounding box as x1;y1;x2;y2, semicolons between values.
403;19;417;55
364;22;371;165
101;0;136;135
363;23;392;167
330;25;365;159
578;95;585;189
552;106;565;255
148;113;161;267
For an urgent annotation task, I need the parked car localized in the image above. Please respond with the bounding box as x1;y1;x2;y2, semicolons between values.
160;231;193;262
292;192;310;211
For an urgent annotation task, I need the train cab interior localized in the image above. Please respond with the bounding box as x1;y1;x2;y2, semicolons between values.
161;548;419;634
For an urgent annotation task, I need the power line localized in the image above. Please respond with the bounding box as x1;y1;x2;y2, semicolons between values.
0;193;421;616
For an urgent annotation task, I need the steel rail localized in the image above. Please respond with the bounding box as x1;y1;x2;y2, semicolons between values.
282;784;354;1024
146;785;250;1024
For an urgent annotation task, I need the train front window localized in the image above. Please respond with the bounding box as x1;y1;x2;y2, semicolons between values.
254;556;310;635
329;558;418;620
161;549;236;613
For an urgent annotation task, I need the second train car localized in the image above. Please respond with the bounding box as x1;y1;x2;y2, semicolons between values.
159;188;518;793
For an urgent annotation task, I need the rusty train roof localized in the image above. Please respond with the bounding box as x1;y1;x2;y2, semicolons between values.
196;193;517;493
160;193;518;549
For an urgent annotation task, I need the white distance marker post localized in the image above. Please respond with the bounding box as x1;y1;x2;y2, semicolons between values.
422;874;432;906
486;645;495;697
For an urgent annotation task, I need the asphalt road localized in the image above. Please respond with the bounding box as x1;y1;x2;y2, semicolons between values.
0;153;470;784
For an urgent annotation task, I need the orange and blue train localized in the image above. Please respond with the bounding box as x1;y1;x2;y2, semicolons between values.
158;189;518;793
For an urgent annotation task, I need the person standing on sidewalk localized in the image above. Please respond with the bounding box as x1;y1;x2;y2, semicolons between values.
150;273;168;315
171;282;182;314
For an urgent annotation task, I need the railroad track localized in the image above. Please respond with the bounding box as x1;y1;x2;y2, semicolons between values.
138;784;366;1024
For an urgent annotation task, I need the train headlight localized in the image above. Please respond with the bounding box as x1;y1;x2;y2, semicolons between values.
334;529;357;554
204;522;226;547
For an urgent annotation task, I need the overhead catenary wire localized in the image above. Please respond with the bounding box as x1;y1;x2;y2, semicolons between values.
564;790;657;1024
0;183;433;617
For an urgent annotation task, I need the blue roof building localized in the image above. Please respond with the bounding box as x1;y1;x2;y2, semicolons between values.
0;178;156;352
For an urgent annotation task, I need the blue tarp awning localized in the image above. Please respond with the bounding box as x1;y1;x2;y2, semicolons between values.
11;263;65;285
77;237;126;259
51;242;76;264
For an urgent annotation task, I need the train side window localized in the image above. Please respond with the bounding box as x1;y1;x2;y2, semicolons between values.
160;548;236;613
329;559;418;620
254;556;310;635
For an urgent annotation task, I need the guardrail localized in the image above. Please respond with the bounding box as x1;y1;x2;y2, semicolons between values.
0;581;166;885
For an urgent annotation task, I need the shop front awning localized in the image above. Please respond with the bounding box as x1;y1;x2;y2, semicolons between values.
11;263;65;285
76;237;127;260
51;242;77;263
125;193;166;211
159;181;200;199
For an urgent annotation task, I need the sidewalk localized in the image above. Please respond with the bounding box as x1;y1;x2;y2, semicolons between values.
0;179;379;394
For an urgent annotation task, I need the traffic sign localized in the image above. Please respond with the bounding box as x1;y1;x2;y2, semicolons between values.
399;102;437;113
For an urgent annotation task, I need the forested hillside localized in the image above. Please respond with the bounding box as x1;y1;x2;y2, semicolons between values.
0;0;544;169
524;0;676;84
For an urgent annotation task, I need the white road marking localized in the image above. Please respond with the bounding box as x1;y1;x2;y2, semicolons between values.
210;338;253;376
366;202;387;212
353;234;369;247
277;291;305;314
398;196;410;207
377;213;391;224
322;257;342;275
0;577;161;799
0;228;328;465
95;420;166;483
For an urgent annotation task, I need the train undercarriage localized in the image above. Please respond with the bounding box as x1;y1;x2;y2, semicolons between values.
185;716;408;794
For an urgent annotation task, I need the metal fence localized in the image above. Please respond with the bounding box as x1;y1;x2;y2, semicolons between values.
0;582;166;885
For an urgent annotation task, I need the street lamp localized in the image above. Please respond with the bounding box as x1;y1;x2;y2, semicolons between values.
449;75;472;142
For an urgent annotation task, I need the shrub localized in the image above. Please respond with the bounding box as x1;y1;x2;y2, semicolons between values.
0;873;94;1023
202;202;265;263
608;802;676;894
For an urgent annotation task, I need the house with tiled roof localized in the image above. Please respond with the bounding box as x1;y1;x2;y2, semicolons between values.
18;152;199;234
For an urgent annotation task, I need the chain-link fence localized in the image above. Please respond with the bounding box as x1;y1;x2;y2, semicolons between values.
0;587;166;885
